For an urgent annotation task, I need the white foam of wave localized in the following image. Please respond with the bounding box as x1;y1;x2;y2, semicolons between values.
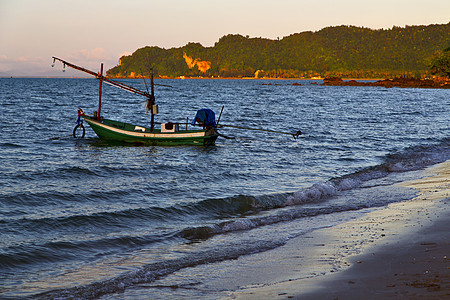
285;139;450;207
221;219;256;232
335;178;361;190
285;181;339;206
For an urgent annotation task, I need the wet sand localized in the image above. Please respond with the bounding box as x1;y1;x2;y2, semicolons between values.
225;161;449;299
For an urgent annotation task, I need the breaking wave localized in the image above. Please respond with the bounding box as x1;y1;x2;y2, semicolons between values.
35;239;285;300
285;138;449;206
180;138;450;241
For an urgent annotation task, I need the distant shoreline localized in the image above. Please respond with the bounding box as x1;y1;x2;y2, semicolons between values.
3;76;449;89
322;76;450;89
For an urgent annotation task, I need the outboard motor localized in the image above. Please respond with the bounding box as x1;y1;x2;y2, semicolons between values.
191;109;216;128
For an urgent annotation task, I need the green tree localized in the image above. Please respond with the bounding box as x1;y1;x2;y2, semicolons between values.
430;47;450;77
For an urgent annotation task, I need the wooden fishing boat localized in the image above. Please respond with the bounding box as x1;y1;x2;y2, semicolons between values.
52;57;219;146
83;116;218;146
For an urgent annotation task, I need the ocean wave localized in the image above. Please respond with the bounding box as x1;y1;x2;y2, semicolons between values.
1;205;179;238
0;194;283;269
180;193;284;216
0;189;127;207
34;239;285;300
28;181;419;299
0;142;27;148
30;181;416;298
285;138;449;206
178;201;369;241
0;234;165;270
0;194;282;241
11;164;143;181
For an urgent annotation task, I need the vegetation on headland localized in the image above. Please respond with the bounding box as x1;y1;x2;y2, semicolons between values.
430;46;450;77
107;23;450;79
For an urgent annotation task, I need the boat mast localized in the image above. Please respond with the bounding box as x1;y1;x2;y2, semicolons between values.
150;68;155;132
98;63;103;119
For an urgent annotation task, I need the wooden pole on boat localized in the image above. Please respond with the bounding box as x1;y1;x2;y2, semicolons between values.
218;124;302;140
150;68;155;132
217;106;224;126
52;57;154;99
98;63;103;119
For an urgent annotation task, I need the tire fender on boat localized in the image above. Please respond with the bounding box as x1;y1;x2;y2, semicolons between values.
73;124;85;138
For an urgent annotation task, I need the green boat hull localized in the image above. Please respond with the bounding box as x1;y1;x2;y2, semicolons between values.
83;116;218;146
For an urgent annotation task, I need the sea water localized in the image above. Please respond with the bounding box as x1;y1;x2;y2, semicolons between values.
0;78;448;299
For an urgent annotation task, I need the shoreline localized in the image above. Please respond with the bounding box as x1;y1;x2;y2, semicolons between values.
225;161;450;299
4;76;449;89
322;76;450;89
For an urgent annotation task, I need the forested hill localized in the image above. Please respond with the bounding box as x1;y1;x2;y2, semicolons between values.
107;23;450;79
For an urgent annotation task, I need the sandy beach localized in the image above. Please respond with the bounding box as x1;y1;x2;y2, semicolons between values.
225;161;449;299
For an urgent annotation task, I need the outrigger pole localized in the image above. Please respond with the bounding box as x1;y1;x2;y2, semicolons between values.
218;124;302;140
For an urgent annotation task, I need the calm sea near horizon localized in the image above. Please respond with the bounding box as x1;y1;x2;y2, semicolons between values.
0;78;448;299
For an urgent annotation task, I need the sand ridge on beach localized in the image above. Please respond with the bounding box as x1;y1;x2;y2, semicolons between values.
225;161;449;299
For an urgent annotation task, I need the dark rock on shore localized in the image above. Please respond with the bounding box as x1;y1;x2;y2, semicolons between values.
322;77;450;89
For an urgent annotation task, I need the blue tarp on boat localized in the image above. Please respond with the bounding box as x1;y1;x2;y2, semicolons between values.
191;109;216;128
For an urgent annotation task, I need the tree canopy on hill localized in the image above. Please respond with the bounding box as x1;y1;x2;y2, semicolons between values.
107;23;450;79
430;47;450;77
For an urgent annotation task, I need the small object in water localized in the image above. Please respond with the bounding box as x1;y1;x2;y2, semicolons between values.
293;130;302;139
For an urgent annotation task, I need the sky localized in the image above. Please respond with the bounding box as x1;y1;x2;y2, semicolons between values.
1;0;449;77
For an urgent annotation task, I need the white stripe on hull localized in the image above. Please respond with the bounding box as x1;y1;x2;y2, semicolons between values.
85;118;209;139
